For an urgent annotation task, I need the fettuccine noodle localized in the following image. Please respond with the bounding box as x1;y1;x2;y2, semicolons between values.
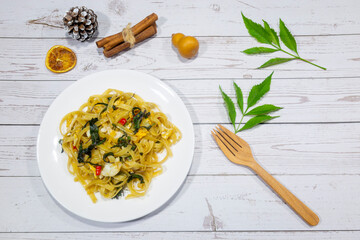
59;89;181;203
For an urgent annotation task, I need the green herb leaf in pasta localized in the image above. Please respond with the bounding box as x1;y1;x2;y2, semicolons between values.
132;107;147;133
89;118;101;144
77;141;95;163
141;124;154;130
103;152;114;162
58;139;64;153
127;173;145;183
111;134;131;148
77;118;106;163
112;188;125;199
77;142;85;163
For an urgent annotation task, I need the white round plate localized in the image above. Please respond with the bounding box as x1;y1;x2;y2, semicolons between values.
37;70;194;222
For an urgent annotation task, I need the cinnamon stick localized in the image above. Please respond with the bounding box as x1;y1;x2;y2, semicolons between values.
96;34;119;48
101;13;158;51
103;24;157;58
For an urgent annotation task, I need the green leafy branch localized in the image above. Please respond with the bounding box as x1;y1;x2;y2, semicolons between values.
219;72;282;133
241;13;326;70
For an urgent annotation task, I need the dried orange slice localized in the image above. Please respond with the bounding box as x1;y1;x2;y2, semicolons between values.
45;45;77;73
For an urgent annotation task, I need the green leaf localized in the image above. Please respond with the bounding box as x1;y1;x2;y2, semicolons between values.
127;173;145;184
112;188;125;199
89;118;102;145
245;104;282;116
77;141;96;164
242;47;278;55
219;86;236;128
132;108;146;133
233;82;244;114
103;152;114;162
279;19;298;54
247;72;273;109
111;133;131;149
241;13;272;44
58;139;64;153
258;58;295;69
263;20;280;47
240;115;279;131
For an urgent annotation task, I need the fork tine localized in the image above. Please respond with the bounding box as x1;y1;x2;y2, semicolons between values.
217;124;249;147
215;126;240;152
211;130;235;158
216;126;242;152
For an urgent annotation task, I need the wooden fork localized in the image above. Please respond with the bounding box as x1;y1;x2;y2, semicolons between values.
212;124;319;226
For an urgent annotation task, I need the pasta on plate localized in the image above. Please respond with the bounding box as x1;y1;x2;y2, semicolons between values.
59;89;181;203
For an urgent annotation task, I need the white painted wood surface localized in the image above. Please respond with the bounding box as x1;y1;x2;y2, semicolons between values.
1;0;359;37
1;123;360;176
1;231;359;240
1;36;360;80
1;175;360;231
2;78;360;124
1;0;360;239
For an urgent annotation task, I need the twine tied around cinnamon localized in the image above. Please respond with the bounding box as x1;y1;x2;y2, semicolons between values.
122;23;136;48
96;13;158;57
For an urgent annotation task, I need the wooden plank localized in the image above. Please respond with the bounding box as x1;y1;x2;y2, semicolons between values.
1;0;358;237
0;78;360;124
1;77;360;125
1;123;360;177
1;175;359;231
0;0;359;38
0;231;359;240
0;146;35;176
0;35;359;81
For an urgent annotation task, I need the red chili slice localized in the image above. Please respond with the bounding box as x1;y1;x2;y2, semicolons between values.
119;118;127;125
96;166;101;176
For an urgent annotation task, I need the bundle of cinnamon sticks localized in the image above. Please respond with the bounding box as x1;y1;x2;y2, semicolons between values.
96;13;158;58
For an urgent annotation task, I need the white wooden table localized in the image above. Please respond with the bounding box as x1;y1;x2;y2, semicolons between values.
1;0;360;239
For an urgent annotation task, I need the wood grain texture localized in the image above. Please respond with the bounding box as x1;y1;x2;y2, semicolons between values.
213;125;319;226
251;162;319;226
0;0;359;38
1;231;359;240
1;175;359;232
0;36;360;81
1;123;360;177
1;0;360;237
1;78;360;125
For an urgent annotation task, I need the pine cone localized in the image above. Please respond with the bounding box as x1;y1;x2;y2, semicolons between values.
63;6;98;42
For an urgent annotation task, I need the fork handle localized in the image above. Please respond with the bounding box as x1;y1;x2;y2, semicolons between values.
249;162;319;226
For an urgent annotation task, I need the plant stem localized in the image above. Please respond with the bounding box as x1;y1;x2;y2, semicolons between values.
235;113;246;133
297;57;327;70
273;45;326;70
